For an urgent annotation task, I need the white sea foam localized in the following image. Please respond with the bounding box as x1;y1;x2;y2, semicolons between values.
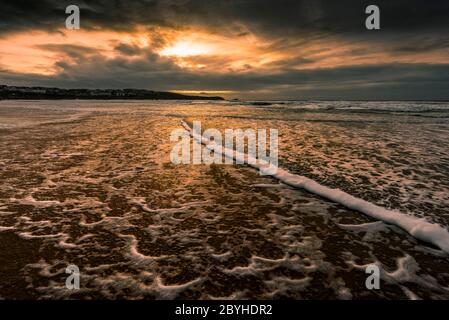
272;169;449;253
12;196;61;208
347;254;447;299
153;276;203;300
182;120;449;254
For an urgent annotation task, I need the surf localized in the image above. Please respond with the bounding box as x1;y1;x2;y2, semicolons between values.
181;120;449;254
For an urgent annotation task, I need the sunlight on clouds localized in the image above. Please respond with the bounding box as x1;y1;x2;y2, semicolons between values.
160;40;211;57
1;26;449;80
156;30;285;72
0;28;150;75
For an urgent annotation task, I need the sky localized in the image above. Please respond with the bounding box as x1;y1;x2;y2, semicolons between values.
0;0;449;100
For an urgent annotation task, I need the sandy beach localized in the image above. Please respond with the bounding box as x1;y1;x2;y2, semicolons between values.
0;100;448;299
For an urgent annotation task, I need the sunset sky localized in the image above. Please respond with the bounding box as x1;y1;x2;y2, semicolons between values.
1;0;449;99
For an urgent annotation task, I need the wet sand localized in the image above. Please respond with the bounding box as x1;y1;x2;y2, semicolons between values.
0;101;448;299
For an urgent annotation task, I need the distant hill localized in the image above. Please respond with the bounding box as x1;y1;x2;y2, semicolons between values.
0;85;224;101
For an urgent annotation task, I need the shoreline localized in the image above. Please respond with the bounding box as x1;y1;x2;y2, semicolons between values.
0;85;225;101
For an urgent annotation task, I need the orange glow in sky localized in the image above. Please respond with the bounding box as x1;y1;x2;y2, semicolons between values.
160;40;211;57
1;26;449;79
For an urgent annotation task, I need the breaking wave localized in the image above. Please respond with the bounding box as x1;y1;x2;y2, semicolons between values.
182;120;449;254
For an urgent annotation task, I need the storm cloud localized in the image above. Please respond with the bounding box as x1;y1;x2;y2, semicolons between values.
0;0;448;99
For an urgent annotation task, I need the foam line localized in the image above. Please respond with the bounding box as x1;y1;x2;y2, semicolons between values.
181;120;449;254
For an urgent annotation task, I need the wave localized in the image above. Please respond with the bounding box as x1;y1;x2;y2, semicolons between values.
181;120;449;254
232;100;449;115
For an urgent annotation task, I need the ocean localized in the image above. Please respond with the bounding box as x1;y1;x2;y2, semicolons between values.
0;99;448;299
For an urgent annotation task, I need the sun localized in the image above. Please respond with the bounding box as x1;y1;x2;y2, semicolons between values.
159;40;211;57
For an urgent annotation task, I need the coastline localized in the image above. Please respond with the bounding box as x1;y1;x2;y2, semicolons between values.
0;85;224;101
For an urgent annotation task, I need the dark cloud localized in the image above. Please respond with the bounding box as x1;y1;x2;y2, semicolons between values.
1;1;448;35
114;43;145;56
36;43;97;56
2;47;449;100
393;37;449;54
1;1;449;99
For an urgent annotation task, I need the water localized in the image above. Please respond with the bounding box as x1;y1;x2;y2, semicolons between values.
0;100;448;299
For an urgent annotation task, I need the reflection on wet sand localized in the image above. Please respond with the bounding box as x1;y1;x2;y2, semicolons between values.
0;101;448;299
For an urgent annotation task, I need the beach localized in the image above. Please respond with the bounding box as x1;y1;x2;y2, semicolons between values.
0;100;448;299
